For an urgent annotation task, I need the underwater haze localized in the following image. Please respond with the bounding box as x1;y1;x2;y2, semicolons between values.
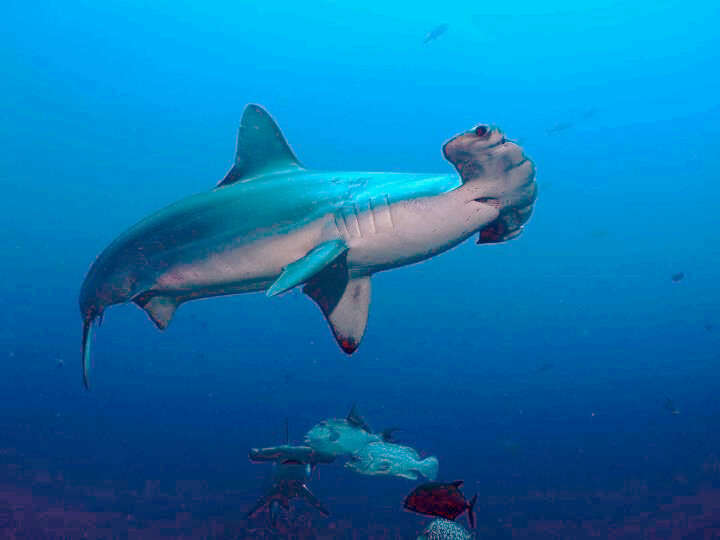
2;0;720;537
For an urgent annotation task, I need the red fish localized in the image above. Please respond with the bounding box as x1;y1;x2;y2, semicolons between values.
404;481;477;528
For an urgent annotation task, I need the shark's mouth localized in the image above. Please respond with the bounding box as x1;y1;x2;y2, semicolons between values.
476;203;533;245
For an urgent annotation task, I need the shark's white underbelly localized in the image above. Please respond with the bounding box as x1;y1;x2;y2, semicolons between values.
152;220;330;296
344;192;495;276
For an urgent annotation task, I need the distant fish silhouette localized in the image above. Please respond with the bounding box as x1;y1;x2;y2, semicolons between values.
704;323;714;332
671;272;685;283
535;362;554;373
546;121;574;134
663;397;680;415
424;24;449;44
589;229;609;239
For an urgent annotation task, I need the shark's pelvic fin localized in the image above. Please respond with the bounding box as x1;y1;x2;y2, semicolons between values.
303;253;371;354
218;104;303;187
133;294;179;330
267;239;348;297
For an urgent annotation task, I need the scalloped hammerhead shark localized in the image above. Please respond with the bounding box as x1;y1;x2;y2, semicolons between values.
79;105;537;388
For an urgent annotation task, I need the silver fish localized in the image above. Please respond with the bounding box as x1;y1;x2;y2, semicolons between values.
345;441;438;480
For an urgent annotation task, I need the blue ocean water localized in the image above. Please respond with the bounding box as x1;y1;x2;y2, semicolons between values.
1;0;719;537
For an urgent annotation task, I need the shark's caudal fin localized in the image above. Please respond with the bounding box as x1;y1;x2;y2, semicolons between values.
81;318;94;389
467;493;478;528
218;104;303;187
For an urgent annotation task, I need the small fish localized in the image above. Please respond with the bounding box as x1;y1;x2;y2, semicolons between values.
535;362;554;373
346;442;439;480
304;405;397;456
589;229;609;239
671;272;685;283
546;121;574;134
424;24;449;44
418;518;475;540
663;397;680;415
404;481;477;527
705;323;714;332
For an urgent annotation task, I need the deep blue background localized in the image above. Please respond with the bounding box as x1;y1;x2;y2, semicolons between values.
1;0;719;537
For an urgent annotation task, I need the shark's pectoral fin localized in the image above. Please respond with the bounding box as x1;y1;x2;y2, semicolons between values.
299;484;330;516
133;294;179;330
267;239;348;297
246;494;270;519
303;255;371;354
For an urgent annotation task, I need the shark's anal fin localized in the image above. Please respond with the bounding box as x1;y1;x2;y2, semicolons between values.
133;294;179;330
303;254;371;354
267;239;348;297
218;104;303;187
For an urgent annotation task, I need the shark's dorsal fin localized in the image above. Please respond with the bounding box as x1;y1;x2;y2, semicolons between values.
218;104;303;187
345;404;372;432
266;239;348;297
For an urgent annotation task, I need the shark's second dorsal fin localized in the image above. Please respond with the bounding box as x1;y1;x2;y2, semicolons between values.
218;104;303;187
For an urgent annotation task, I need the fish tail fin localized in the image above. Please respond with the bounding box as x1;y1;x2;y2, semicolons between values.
81;316;96;390
468;493;478;528
418;456;439;481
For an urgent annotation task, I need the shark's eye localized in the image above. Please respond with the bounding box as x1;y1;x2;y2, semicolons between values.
474;125;490;137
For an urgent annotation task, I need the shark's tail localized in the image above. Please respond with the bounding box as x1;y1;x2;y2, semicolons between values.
416;456;439;481
81;316;96;390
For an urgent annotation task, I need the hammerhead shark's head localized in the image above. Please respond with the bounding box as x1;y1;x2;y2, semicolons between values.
79;105;537;387
247;422;331;527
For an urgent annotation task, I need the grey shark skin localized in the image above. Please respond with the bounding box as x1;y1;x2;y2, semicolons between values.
79;105;537;387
